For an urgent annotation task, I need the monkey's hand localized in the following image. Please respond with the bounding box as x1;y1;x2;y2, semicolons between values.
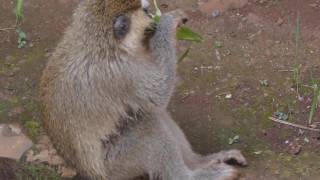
150;9;188;60
162;9;188;31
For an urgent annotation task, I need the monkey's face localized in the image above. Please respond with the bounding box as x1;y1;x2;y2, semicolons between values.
112;0;154;55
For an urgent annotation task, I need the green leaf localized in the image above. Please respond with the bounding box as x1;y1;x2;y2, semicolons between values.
228;135;240;145
18;30;26;39
176;26;203;42
153;0;162;23
154;15;161;24
153;0;203;43
16;28;27;48
16;0;24;22
259;80;269;87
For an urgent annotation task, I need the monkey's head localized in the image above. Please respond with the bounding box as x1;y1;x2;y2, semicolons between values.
91;0;159;55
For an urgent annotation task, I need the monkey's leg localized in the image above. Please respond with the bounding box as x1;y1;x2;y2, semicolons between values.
163;117;247;169
104;109;240;180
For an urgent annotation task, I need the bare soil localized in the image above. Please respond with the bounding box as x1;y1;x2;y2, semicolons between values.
1;0;320;179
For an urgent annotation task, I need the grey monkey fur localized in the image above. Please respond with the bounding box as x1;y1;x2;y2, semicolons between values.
40;0;247;179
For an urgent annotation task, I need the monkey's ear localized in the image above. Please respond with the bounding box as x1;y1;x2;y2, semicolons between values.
140;0;150;9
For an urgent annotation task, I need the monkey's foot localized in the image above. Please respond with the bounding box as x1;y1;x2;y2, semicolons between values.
193;163;241;180
206;149;247;167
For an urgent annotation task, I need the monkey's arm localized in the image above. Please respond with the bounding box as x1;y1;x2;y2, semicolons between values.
142;10;187;107
150;10;186;66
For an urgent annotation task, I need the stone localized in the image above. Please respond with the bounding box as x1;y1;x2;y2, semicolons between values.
32;150;50;163
0;124;33;160
276;17;284;26
60;167;77;178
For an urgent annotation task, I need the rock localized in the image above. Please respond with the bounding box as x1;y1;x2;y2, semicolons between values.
32;150;50;163
59;167;77;178
29;42;34;48
26;150;35;162
287;142;302;155
276;17;284;26
215;49;222;61
49;155;65;166
212;10;220;17
0;124;33;160
27;134;66;166
225;94;233;99
2;124;22;137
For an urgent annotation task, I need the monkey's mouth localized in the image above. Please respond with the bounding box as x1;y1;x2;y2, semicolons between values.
143;17;188;41
144;22;157;39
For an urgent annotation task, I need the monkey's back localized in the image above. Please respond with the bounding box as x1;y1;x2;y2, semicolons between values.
39;3;131;176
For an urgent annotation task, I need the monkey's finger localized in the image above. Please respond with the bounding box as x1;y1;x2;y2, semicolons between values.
221;150;248;167
164;9;188;26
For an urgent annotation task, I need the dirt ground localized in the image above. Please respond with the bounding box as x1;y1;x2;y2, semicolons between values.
1;0;320;179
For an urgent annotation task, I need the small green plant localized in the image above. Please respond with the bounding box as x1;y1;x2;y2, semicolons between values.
17;28;27;48
308;71;320;124
24;120;40;139
15;163;61;180
15;0;27;48
293;15;301;97
291;15;319;124
259;80;269;87
16;0;24;23
214;41;223;48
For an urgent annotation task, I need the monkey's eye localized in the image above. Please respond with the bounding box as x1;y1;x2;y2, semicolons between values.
113;15;130;40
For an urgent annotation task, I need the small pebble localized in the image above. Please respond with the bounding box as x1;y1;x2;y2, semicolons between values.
212;10;220;18
225;94;232;99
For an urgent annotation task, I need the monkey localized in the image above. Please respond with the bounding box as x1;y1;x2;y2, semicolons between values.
40;0;247;179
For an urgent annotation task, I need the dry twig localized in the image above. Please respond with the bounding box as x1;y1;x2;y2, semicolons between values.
269;117;320;132
0;27;15;32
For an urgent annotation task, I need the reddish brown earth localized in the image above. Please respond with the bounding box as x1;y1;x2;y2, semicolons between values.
1;0;320;179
